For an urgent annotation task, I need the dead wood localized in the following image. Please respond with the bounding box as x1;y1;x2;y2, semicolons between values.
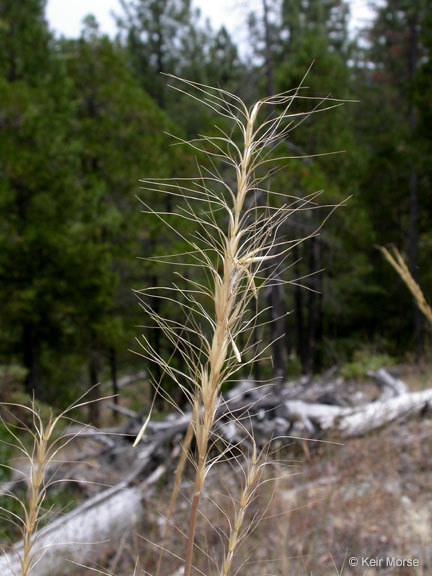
101;370;147;391
367;367;408;399
106;402;138;418
0;416;186;576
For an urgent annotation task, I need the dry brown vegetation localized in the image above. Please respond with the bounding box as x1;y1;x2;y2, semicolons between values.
1;365;431;576
100;367;432;576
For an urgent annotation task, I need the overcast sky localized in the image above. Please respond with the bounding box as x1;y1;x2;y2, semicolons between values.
47;0;370;37
46;0;374;55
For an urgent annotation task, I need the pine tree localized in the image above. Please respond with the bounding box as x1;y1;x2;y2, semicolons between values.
358;0;431;353
0;0;83;399
246;0;356;372
116;0;203;108
60;16;194;418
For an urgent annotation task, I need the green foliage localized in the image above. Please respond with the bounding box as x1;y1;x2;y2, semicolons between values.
0;421;13;483
116;0;245;136
116;0;199;105
0;5;197;405
0;4;85;399
0;0;50;83
340;350;396;380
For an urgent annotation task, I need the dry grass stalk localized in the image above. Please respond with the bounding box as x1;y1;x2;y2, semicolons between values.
156;421;194;576
0;404;62;575
0;396;95;576
381;246;432;326
134;75;344;576
219;441;261;576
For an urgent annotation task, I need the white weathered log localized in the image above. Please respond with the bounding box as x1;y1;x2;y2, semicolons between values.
0;483;143;576
279;388;432;438
105;402;138;418
367;368;408;400
67;425;117;448
278;399;350;431
0;465;165;576
338;388;432;436
124;369;431;442
106;370;147;390
0;413;185;576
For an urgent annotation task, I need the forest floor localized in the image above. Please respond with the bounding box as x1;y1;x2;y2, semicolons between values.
1;364;431;576
86;363;432;576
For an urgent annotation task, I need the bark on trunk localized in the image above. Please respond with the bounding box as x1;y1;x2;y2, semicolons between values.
109;347;119;405
304;237;318;375
407;11;422;355
293;244;306;371
267;279;286;380
262;0;286;379
23;323;41;400
88;340;100;427
150;274;164;409
262;0;275;118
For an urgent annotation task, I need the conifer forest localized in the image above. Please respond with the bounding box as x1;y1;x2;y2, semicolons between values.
0;2;431;575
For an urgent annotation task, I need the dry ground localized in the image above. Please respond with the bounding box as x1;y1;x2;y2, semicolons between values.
2;365;431;576
79;364;432;576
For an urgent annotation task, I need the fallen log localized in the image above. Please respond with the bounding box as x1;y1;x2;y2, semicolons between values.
0;416;188;576
105;402;138;418
338;387;432;436
367;367;408;399
122;369;431;443
101;370;147;391
0;484;144;576
0;465;165;576
277;387;432;438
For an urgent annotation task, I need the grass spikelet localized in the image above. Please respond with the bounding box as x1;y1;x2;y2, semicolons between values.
219;440;261;576
381;245;432;326
0;394;99;576
134;74;344;576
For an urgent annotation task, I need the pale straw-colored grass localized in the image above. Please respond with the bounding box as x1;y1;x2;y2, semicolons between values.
133;74;346;576
0;396;98;576
218;440;261;576
381;245;432;327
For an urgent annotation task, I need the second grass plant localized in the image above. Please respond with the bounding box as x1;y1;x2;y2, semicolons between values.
134;75;343;576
